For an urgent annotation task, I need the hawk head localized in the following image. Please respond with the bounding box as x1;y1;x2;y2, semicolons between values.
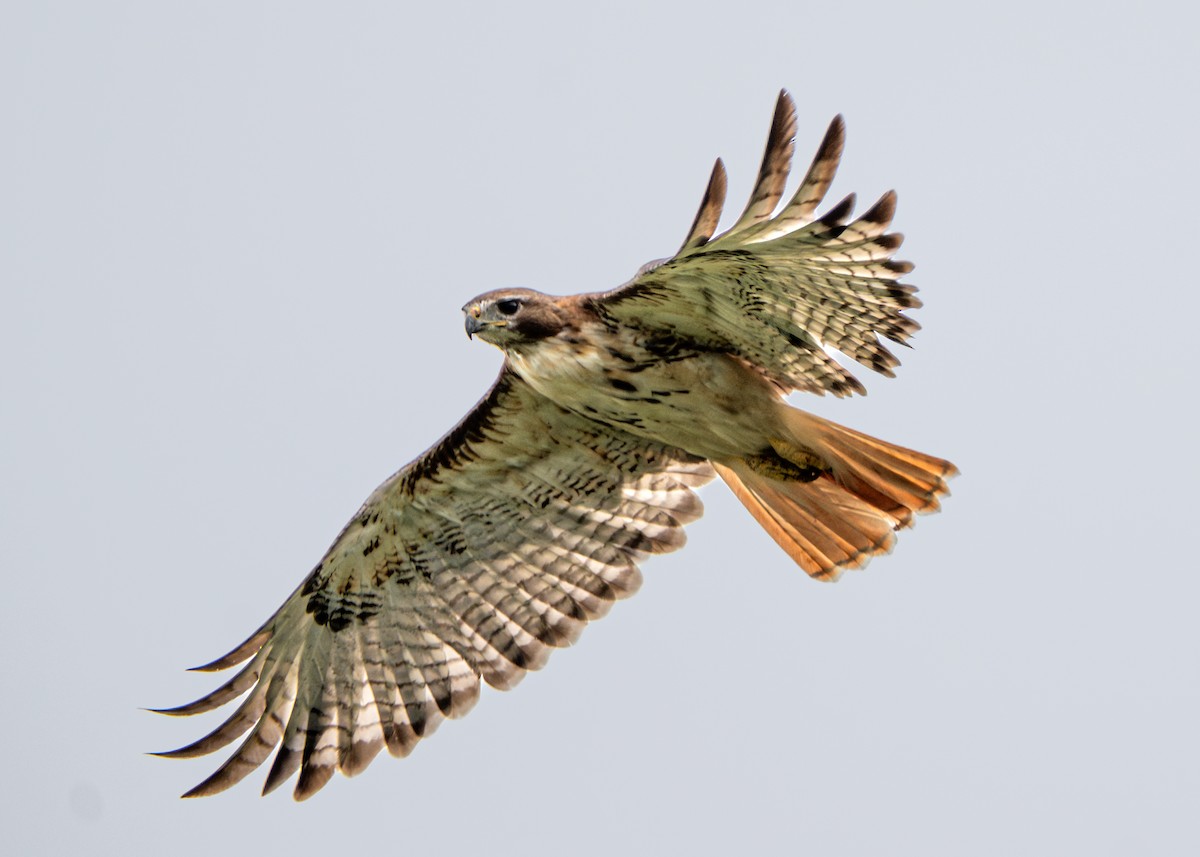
462;288;569;349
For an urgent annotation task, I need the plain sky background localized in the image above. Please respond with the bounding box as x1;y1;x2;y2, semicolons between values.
3;1;1197;854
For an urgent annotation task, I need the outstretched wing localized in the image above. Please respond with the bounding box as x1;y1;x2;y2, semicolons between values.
153;369;713;800
595;90;920;398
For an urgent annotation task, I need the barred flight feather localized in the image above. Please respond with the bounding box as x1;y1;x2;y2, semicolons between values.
153;369;713;799
601;97;919;399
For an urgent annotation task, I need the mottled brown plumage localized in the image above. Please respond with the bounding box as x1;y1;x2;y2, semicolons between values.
154;90;956;800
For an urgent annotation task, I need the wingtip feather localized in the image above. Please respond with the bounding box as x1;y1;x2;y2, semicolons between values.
729;91;798;233
188;628;270;672
679;158;728;252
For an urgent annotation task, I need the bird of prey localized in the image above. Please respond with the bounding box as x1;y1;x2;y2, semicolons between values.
154;90;957;800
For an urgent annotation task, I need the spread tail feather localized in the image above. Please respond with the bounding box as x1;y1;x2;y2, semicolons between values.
713;459;898;581
716;409;957;580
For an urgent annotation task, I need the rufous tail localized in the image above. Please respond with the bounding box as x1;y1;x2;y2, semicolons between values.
714;408;957;581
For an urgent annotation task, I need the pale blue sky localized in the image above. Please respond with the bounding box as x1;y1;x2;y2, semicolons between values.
3;2;1197;854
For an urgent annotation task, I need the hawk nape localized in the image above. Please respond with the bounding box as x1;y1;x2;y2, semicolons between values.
153;90;957;800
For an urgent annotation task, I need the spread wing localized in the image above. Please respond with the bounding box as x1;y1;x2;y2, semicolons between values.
153;369;713;800
595;90;919;398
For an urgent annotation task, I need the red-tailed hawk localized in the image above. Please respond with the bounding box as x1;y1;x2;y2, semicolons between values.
155;91;956;799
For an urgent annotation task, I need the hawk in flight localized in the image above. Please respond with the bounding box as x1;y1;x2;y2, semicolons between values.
155;91;957;799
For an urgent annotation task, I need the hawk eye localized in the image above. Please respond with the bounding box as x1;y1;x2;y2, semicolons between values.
495;299;521;316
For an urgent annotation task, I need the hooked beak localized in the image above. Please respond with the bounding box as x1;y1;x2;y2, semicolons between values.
464;313;484;339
